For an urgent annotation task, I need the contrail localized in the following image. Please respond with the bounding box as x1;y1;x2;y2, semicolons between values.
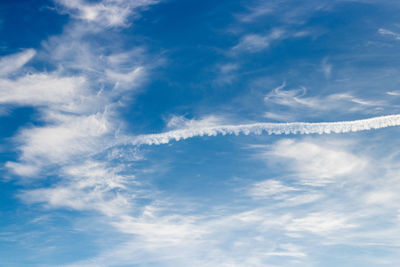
130;114;400;145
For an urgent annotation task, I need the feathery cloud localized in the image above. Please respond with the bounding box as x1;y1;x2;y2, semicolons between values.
378;28;400;40
232;29;285;53
0;49;36;76
56;0;159;27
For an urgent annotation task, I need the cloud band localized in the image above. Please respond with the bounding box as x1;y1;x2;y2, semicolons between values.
131;114;400;145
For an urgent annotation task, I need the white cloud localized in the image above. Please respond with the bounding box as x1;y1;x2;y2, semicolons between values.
277;193;323;207
321;57;332;78
263;111;293;122
0;49;36;76
19;160;130;216
267;139;366;185
213;63;240;85
265;243;306;258
166;115;226;130
4;162;39;177
9;113;110;168
285;212;356;234
329;93;379;106
235;0;332;26
5;1;400;266
249;179;297;198
56;0;159;27
232;29;285;53
387;91;400;96
248;179;322;206
364;191;397;205
378;28;400;40
0;73;87;110
264;82;318;109
105;66;145;88
232;34;269;52
264;82;382;112
1;8;164;267
67;205;309;267
235;2;275;23
127;114;400;146
21;183;130;216
112;214;206;244
3;1;155;180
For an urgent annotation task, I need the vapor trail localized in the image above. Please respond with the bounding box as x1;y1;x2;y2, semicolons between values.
130;114;400;145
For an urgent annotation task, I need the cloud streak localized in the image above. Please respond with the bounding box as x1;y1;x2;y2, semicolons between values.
130;114;400;145
231;29;285;53
0;49;36;76
56;0;159;27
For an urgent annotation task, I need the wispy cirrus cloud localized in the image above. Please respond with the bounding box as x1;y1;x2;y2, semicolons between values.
4;0;400;266
19;160;130;216
55;0;159;27
263;81;384;113
213;63;240;85
247;135;400;249
235;1;274;23
0;3;176;265
231;29;285;54
248;179;323;207
3;0;158;179
249;179;298;198
378;28;400;40
3;0;159;239
235;0;332;25
27;131;400;266
0;49;36;77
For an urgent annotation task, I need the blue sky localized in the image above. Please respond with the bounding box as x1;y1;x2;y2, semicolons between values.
1;0;400;266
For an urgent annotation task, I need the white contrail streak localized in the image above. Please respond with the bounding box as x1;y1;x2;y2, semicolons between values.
130;114;400;145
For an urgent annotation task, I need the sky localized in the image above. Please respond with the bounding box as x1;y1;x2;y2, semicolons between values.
1;0;400;266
